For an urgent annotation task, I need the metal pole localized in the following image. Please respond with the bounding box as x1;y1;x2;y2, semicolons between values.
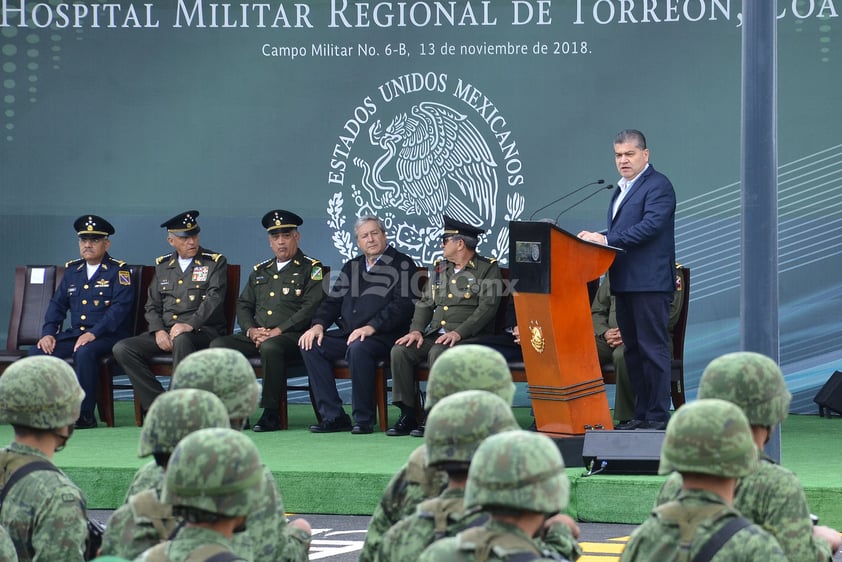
741;1;780;461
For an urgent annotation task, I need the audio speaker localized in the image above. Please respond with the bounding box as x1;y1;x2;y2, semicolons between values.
582;429;665;475
814;371;842;417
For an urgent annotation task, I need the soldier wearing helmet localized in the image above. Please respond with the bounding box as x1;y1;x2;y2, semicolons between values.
99;389;230;559
169;348;311;562
134;428;264;561
360;345;517;562
655;352;841;560
419;430;573;561
378;391;521;562
0;356;89;561
621;399;787;561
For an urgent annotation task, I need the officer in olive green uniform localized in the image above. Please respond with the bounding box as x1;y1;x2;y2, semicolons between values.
113;210;228;411
210;209;324;432
0;356;89;562
620;399;787;562
655;352;841;561
389;215;503;436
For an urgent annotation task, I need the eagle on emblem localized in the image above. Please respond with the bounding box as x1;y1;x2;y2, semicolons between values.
354;101;499;230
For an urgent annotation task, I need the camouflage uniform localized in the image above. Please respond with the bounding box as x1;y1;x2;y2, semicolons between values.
170;349;311;561
0;526;16;562
359;346;516;562
134;428;263;562
0;356;88;562
122;462;164;504
378;391;521;562
101;389;231;560
419;430;572;562
655;352;834;562
621;399;787;561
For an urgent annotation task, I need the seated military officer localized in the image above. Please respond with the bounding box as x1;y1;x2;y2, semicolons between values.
211;210;324;432
31;214;135;429
113;210;228;412
389;215;503;436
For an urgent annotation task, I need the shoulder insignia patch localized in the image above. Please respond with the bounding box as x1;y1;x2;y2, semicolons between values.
119;270;132;286
201;251;222;263
155;254;171;265
310;265;323;281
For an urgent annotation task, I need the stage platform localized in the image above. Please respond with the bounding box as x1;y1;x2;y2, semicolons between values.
3;403;840;528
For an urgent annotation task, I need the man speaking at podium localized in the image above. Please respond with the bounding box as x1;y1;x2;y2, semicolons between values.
578;129;676;430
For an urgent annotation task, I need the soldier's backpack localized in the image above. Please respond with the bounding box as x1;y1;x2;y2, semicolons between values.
456;526;570;562
0;457;102;560
141;541;246;562
654;500;753;562
417;496;489;540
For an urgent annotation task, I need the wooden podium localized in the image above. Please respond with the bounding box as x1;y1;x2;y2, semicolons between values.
509;221;618;437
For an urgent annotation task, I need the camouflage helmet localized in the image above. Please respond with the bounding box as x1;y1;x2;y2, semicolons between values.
465;430;569;514
659;398;757;478
698;351;791;427
171;348;259;420
162;427;265;517
426;345;516;410
138;389;231;457
424;390;520;467
0;356;84;429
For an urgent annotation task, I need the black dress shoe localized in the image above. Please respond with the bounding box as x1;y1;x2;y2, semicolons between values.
614;419;646;430
351;424;374;435
74;411;97;430
310;415;353;433
386;414;418;436
253;410;281;432
409;425;425;438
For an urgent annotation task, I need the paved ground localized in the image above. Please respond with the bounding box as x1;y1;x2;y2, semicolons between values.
91;510;637;561
91;511;842;561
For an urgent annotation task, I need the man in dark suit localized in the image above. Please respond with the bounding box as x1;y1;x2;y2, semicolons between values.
299;216;416;434
578;129;676;430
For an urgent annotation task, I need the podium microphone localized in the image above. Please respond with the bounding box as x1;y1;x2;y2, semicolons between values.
554;184;614;224
528;179;605;220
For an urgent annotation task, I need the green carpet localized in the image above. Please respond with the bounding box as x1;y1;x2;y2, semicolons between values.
1;403;839;528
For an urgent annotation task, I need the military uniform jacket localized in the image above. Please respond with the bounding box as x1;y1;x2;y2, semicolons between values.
621;489;787;562
655;449;835;562
0;443;88;562
237;249;324;336
311;246;416;343
144;248;228;337
410;255;502;339
41;254;135;340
